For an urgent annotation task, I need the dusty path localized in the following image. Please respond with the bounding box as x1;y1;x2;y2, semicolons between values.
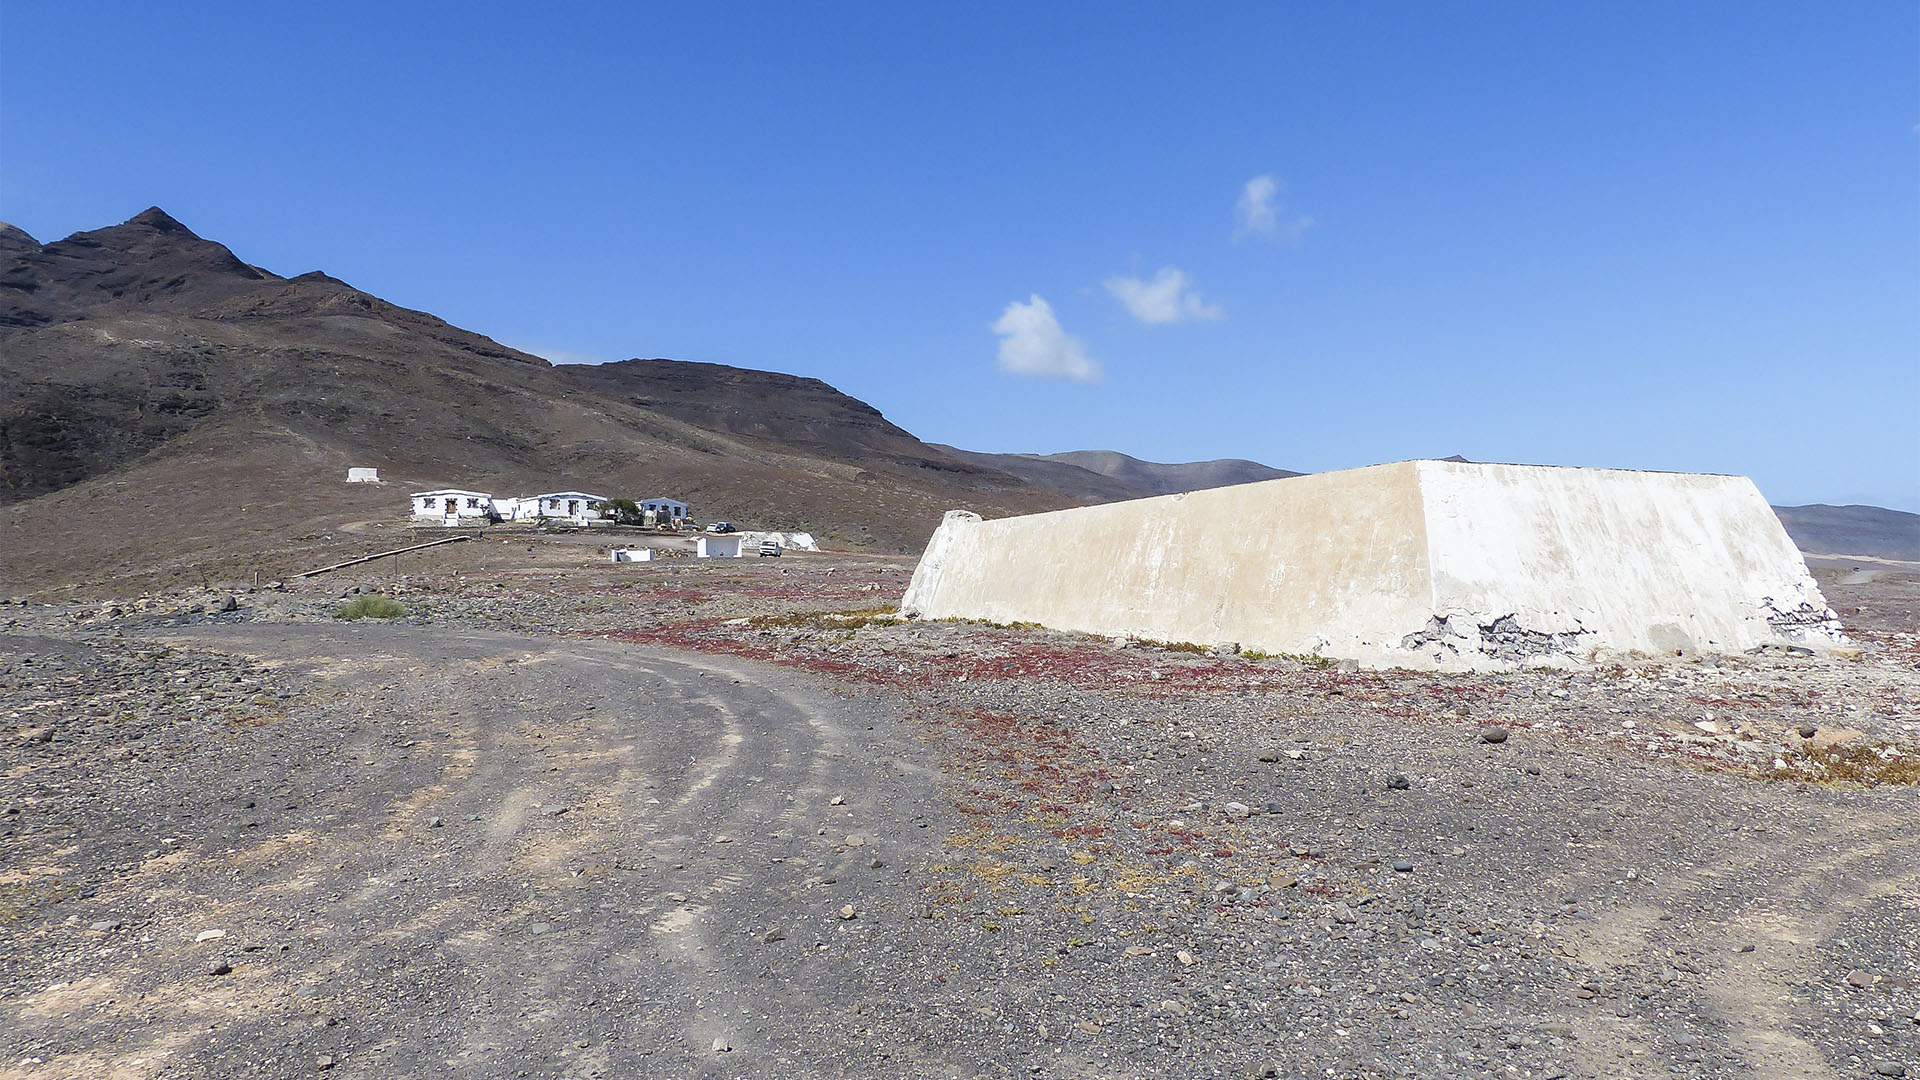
4;624;955;1079
3;608;1916;1079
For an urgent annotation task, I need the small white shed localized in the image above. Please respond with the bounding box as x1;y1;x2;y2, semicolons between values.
611;547;655;563
411;489;497;525
696;535;744;558
347;467;381;483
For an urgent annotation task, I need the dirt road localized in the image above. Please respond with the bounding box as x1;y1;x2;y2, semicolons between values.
4;589;1917;1079
5;624;966;1079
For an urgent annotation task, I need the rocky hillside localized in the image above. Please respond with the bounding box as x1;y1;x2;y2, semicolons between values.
0;209;1075;596
1773;504;1920;562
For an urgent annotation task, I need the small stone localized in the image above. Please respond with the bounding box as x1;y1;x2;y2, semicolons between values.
761;927;786;943
315;1054;336;1071
543;804;570;817
1870;1063;1905;1078
208;961;233;976
843;834;867;847
1480;726;1509;744
1222;801;1251;820
839;905;857;920
829;795;845;806
218;595;239;612
1386;774;1411;790
1256;751;1280;763
428;816;444;828
1176;950;1196;967
1846;969;1875;988
868;857;885;869
713;834;734;844
1392;860;1414;873
711;1037;732;1053
1797;723;1818;739
18;726;53;744
195;929;227;942
90;919;122;932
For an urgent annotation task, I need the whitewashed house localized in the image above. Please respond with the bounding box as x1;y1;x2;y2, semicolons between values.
641;497;689;525
519;492;609;526
411;489;498;526
695;535;744;558
347;467;381;483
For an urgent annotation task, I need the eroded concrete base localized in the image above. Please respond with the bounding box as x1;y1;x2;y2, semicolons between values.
900;460;1846;671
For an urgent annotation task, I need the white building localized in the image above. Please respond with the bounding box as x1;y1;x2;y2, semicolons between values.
641;497;689;525
411;489;498;526
611;547;655;563
347;467;381;483
510;492;609;526
695;535;744;558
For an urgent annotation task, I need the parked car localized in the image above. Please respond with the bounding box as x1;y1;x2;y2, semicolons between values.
706;521;735;534
758;539;783;557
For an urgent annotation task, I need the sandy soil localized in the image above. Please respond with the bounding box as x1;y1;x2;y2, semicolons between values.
2;544;1915;1079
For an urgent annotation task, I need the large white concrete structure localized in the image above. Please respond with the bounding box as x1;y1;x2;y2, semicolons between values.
901;461;1845;670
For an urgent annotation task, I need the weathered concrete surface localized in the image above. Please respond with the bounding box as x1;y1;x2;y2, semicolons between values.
900;460;1846;670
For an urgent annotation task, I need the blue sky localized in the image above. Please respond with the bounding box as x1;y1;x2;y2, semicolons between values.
4;2;1916;510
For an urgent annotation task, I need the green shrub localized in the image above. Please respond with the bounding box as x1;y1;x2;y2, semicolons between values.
335;594;406;620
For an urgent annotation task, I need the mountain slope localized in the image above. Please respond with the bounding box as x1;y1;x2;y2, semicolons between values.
1771;504;1920;562
0;209;1069;595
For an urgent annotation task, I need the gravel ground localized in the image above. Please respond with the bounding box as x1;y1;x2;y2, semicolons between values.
3;542;1916;1079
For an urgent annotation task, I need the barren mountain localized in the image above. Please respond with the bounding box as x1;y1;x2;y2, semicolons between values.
0;209;1069;597
1034;449;1301;496
1773;504;1920;562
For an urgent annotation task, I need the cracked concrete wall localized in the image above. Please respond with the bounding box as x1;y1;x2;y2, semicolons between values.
901;460;1844;671
1409;461;1842;666
902;463;1436;661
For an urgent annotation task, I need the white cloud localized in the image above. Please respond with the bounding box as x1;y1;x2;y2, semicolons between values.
1234;174;1315;244
1103;266;1224;325
991;295;1100;382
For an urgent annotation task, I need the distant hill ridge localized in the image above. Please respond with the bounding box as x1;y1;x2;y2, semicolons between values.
2;206;1909;596
1771;504;1920;562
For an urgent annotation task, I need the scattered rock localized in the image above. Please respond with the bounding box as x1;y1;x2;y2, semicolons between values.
195;929;226;942
761;927;786;943
1386;774;1411;790
839;905;857;920
1871;1063;1906;1078
1480;726;1509;744
89;919;122;932
1176;950;1196;967
1797;723;1818;739
208;961;232;976
711;1036;732;1053
1847;969;1875;988
1222;801;1251;820
1392;860;1414;873
315;1054;336;1071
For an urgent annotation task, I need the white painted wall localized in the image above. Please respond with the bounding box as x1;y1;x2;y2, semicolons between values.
347;467;380;483
737;531;819;552
696;535;744;558
410;491;496;525
900;461;1843;670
